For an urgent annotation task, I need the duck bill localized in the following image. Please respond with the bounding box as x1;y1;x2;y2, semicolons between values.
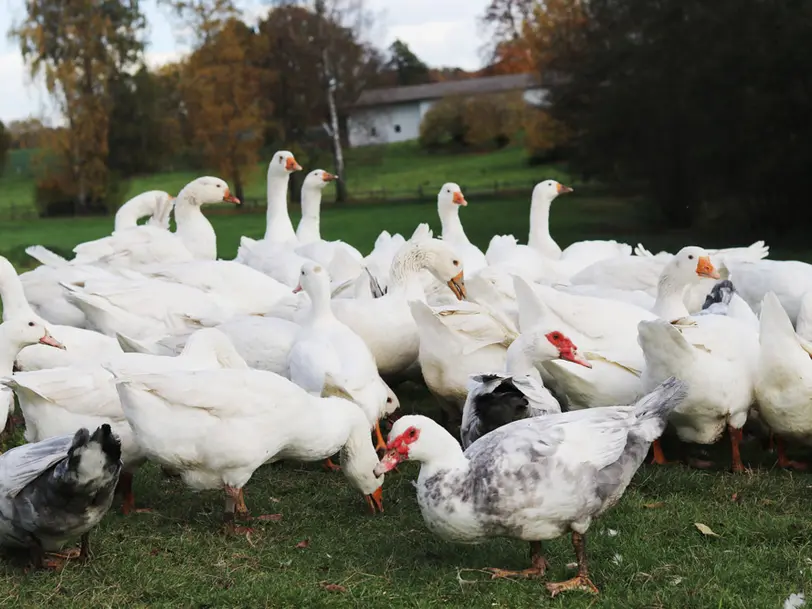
373;451;401;476
364;486;384;514
39;332;66;350
286;157;303;172
696;256;720;280
292;284;303;294
557;183;574;194
561;348;591;368
222;188;240;204
447;271;466;300
452;191;467;206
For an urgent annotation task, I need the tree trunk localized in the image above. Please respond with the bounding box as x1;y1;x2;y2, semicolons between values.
322;49;347;204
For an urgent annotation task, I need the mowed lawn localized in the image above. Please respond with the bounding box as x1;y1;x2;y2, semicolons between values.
0;189;809;607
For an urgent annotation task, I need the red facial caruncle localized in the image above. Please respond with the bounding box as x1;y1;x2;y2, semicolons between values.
545;331;592;369
387;426;421;456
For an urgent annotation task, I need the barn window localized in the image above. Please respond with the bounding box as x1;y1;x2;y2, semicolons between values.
371;127;377;137
394;124;401;133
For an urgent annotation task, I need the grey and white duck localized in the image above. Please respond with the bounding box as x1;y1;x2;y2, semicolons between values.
374;378;687;597
0;424;122;569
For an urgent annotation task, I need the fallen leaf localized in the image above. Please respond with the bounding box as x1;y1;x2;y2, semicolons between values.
643;502;665;509
296;539;310;549
694;522;720;537
731;492;740;502
256;514;283;522
319;582;347;593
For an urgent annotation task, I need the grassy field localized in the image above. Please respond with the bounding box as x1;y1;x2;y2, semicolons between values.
0;142;569;215
0;151;809;607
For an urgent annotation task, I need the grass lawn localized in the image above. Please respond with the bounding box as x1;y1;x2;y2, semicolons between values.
0;186;808;607
0;142;571;215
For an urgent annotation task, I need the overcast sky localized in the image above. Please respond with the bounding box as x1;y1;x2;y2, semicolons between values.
0;0;491;123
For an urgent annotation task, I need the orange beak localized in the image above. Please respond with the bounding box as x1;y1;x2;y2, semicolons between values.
364;486;384;514
222;188;240;204
322;172;338;182
447;270;466;300
696;256;720;280
286;156;303;172
452;191;467;206
556;183;574;194
39;332;66;350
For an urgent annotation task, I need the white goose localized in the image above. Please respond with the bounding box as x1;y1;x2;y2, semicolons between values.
114;190;175;231
0;256;123;371
288;262;397;453
0;319;65;431
435;183;487;274
1;328;248;514
754;292;812;470
459;326;591;449
327;238;467;379
70;177;239;266
409;298;518;426
514;276;653;410
638;247;759;472
111;367;385;529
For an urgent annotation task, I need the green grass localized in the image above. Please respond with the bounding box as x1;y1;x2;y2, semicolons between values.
0;142;567;214
0;177;809;607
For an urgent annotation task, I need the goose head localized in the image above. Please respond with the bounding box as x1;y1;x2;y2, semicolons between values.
293;261;331;299
303;169;337;190
179;177;240;206
1;319;65;351
269;150;303;177
531;179;573;205
437;182;467;209
662;246;721;286
421;240;466;300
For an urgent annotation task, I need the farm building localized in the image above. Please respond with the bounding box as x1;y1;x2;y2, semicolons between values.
347;73;548;148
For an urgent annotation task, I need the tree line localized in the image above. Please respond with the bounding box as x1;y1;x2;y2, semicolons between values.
4;0;472;215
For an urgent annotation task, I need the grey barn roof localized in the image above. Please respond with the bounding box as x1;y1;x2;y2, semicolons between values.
353;73;541;108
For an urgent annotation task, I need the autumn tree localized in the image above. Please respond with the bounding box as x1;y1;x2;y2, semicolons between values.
12;0;146;213
480;0;535;74
386;40;430;86
260;0;384;203
181;18;266;202
5;118;45;150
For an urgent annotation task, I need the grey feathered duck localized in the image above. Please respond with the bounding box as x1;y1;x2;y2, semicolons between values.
375;378;687;597
0;424;122;569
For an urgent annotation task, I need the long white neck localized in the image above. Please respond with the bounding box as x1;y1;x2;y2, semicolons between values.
528;195;561;258
652;269;691;320
115;192;158;231
389;244;431;302
0;263;41;323
438;204;469;245
296;187;323;244
505;334;543;380
0;330;24;376
265;172;296;243
304;280;335;325
339;402;384;494
174;191;217;260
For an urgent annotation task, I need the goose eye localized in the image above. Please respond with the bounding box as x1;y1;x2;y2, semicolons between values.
28;321;34;327
386;397;393;404
688;254;694;260
452;260;459;266
216;184;221;188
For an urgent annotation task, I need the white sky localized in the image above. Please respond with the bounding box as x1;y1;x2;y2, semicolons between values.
0;0;491;123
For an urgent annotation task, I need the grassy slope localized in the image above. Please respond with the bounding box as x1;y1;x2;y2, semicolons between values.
0;158;809;607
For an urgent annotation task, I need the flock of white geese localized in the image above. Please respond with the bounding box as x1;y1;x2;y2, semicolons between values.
0;149;810;595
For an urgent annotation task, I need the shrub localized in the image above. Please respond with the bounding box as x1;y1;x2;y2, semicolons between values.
418;96;467;152
525;108;572;164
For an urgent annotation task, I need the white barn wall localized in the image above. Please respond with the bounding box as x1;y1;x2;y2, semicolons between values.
348;102;423;147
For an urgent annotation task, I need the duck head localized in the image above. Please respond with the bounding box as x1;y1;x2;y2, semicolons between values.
3;319;66;351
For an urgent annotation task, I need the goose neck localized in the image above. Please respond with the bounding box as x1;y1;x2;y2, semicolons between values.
653;271;691;320
528;195;561;258
438;205;468;244
265;172;296;242
296;187;322;244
